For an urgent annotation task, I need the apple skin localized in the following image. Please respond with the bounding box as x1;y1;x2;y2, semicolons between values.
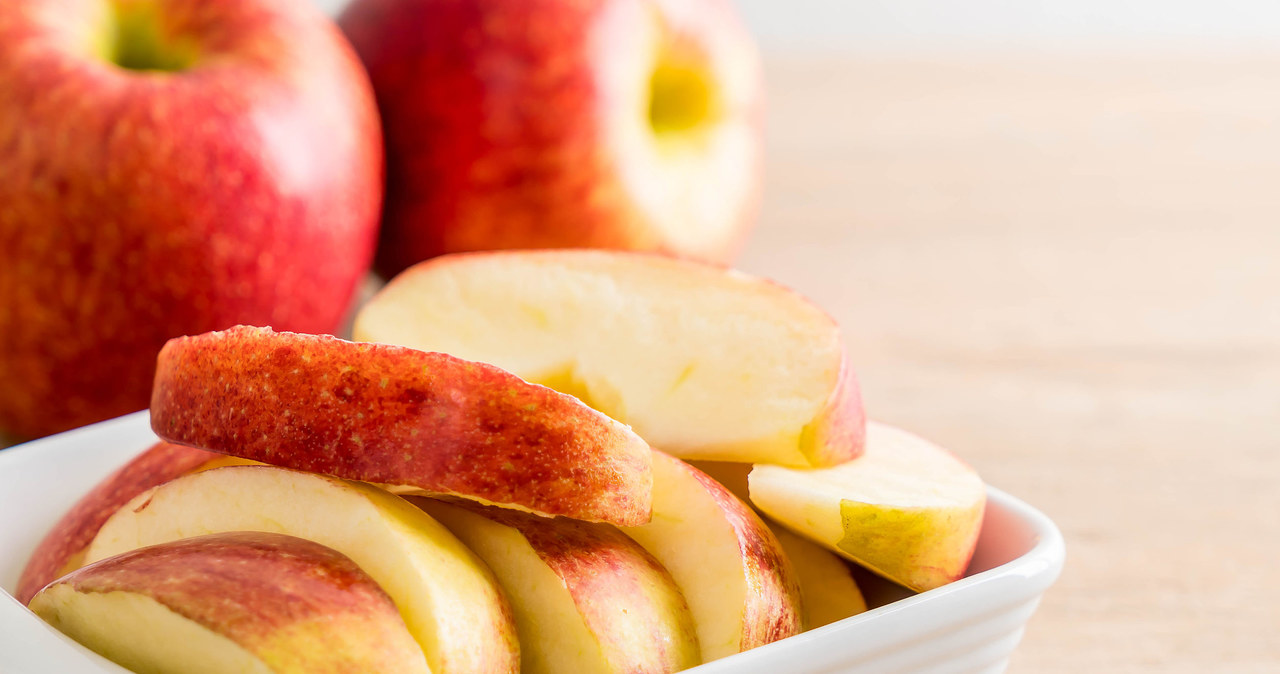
31;532;429;674
339;0;763;277
0;0;383;440
15;441;223;605
151;326;654;525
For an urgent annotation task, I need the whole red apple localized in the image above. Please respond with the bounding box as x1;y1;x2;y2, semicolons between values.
339;0;763;277
0;0;383;440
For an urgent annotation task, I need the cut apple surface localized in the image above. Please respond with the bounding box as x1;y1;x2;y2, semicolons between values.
83;465;518;674
749;422;987;593
150;325;653;525
415;497;700;674
620;451;801;661
769;525;866;629
354;250;865;467
15;441;222;604
31;532;429;674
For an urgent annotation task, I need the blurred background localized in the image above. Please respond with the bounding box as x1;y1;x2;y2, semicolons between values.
324;0;1277;670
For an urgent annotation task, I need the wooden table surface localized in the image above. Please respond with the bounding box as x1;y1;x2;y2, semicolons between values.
737;52;1280;672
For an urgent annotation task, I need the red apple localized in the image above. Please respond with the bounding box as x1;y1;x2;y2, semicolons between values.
0;0;383;440
338;0;763;277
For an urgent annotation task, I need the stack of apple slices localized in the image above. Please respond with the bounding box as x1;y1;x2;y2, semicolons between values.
20;251;987;674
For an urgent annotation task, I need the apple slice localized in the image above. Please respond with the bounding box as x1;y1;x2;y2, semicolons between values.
619;451;801;661
414;497;700;674
353;250;865;467
769;525;867;629
83;465;518;674
150;325;652;525
749;422;987;592
31;532;429;674
15;441;225;604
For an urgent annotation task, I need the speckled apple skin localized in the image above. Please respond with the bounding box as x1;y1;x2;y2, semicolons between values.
32;532;429;673
678;458;803;649
151;326;654;525
338;0;762;277
0;0;383;440
15;441;220;605
437;499;701;673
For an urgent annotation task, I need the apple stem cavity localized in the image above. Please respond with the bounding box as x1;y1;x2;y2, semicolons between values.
647;56;717;137
106;2;199;73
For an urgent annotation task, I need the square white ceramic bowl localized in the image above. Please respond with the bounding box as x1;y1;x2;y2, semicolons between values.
0;411;1064;674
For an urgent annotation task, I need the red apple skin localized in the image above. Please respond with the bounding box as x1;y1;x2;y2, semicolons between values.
151;326;654;525
339;0;762;277
16;441;221;605
33;532;428;673
0;0;383;440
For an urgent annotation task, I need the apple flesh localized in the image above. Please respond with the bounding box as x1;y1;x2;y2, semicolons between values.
749;422;987;592
0;0;382;440
339;0;763;276
15;441;223;604
353;250;866;467
768;525;866;629
620;451;802;661
415;497;700;674
31;532;429;674
83;465;519;674
150;326;653;525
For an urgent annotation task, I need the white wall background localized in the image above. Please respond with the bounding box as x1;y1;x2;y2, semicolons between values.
317;0;1280;50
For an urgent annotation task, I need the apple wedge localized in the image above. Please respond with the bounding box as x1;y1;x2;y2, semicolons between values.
150;325;652;525
83;465;518;674
619;451;801;661
16;441;224;604
415;497;700;674
353;250;865;468
769;526;867;629
749;422;987;593
31;532;429;674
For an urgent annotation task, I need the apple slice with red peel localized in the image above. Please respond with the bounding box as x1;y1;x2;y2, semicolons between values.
150;325;653;525
15;441;224;604
353;250;865;467
84;465;518;674
749;422;987;593
769;525;867;629
414;497;700;674
31;532;429;674
619;451;801;661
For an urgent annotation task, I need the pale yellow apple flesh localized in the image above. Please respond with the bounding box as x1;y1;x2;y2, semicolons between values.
31;532;428;674
415;497;700;674
620;451;801;661
354;250;865;467
83;465;518;674
768;525;867;629
749;422;987;593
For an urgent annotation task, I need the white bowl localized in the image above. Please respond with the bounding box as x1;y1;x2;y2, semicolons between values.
0;411;1064;674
